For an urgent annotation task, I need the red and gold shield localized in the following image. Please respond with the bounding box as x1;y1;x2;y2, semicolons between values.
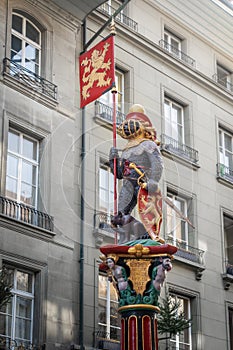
138;188;163;240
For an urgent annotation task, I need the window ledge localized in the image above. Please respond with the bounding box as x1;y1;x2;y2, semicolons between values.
174;254;205;280
222;273;233;290
161;148;200;170
217;175;233;189
2;73;58;110
0;214;55;240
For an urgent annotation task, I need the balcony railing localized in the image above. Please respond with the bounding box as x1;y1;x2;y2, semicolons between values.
217;163;233;183
160;134;199;163
95;101;126;125
0;196;54;232
0;337;45;350
212;73;233;93
98;3;138;32
93;330;120;350
159;40;196;67
166;237;205;265
94;211;115;234
3;58;57;99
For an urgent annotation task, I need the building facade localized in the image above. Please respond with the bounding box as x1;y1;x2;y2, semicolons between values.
0;0;233;349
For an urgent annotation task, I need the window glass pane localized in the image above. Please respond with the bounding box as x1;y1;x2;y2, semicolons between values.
25;44;40;64
23;136;38;161
20;183;36;206
8;131;20;153
16;271;33;293
16;297;32;318
6;177;18;200
7;155;18;178
15;318;31;340
225;134;232;152
26;21;40;44
11;35;22;62
22;162;37;185
99;275;108;299
0;314;12;337
12;14;23;33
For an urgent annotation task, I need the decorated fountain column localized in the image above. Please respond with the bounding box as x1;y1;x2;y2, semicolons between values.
100;104;186;349
100;242;177;350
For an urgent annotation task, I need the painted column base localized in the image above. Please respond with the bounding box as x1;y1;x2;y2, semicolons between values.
118;304;160;350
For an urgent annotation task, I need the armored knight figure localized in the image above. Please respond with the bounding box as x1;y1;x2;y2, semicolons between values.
109;104;163;241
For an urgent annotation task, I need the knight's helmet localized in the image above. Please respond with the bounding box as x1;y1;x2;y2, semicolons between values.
118;104;159;144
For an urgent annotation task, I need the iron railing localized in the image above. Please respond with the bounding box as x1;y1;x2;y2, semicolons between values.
98;3;138;32
159;39;196;67
94;211;115;234
212;73;233;93
0;196;54;232
93;330;120;350
3;58;57;99
160;134;199;163
166;237;205;265
217;163;233;183
0;337;45;350
95;101;126;125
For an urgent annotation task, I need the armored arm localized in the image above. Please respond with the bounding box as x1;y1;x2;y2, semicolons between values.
146;145;163;194
109;147;124;179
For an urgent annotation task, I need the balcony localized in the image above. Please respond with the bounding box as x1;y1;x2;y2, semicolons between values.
93;330;120;350
166;237;205;280
98;3;138;32
95;101;126;126
0;337;45;350
159;40;196;67
217;163;233;185
0;196;54;232
160;134;199;164
3;58;57;100
212;73;233;93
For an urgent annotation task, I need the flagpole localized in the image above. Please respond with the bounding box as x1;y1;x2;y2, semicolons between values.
110;19;118;245
112;83;118;244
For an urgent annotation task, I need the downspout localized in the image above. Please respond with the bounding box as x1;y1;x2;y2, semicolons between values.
79;18;86;350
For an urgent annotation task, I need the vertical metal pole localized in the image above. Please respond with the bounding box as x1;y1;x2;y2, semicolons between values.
79;19;86;350
111;83;118;244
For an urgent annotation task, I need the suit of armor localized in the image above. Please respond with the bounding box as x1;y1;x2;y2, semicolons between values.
109;105;163;241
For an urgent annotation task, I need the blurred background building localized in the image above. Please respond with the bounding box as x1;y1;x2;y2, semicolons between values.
0;0;233;349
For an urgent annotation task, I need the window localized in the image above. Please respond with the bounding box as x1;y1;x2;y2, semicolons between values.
219;127;233;173
229;307;233;350
164;30;182;58
11;12;41;75
166;191;189;247
0;267;35;346
223;213;233;269
164;97;184;144
217;64;232;89
169;294;192;350
98;273;120;340
99;163;115;216
99;69;124;112
6;129;39;207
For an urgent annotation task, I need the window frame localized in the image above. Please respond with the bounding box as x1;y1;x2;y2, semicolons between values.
6;128;39;208
166;191;189;247
11;11;42;76
164;96;185;145
164;30;182;58
169;293;192;350
0;266;35;345
219;127;233;171
98;272;120;340
99;69;125;112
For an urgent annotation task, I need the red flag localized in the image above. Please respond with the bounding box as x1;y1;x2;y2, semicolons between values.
79;35;115;108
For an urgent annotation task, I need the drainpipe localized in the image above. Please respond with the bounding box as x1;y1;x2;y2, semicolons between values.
79;18;86;350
